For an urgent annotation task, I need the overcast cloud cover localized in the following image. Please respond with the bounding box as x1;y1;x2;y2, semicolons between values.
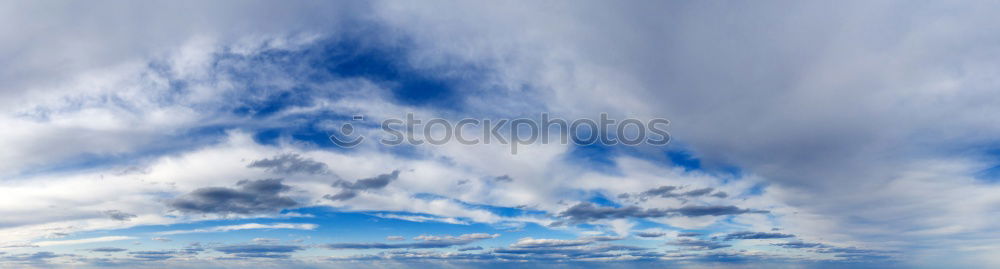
2;1;1000;268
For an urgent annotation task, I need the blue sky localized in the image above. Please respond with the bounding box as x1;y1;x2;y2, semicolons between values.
2;1;1000;268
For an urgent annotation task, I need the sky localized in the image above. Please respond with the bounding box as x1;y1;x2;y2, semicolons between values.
2;1;1000;268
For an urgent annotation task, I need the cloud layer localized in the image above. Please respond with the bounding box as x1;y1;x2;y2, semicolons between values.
1;1;999;268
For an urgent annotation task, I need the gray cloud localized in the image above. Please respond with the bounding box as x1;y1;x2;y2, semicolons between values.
248;154;329;175
214;244;304;259
102;210;136;221
668;238;731;250
325;170;400;201
369;2;1000;263
772;241;826;249
490;245;645;258
558;203;649;222
128;251;176;261
89;247;127;253
180;243;206;255
334;170;400;190
457;246;483;251
681;188;714;197
625;186;730;201
723;232;795;240
582;236;623;242
2;1;994;266
2;251;67;263
640;186;678;197
168;179;298;215
493;175;513;183
333;246;665;262
672;205;768;217
634;232;665;238
812;247;897;261
558;202;768;223
122;244;204;261
488;238;655;260
322;191;357;201
326;233;497;249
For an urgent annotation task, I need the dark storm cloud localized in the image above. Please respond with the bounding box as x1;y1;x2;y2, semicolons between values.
248;154;329;175
557;202;768;222
102;210;136;221
723;231;795;240
668;238;731;250
325;170;400;201
325;233;497;249
168;179;298;215
214;244;303;259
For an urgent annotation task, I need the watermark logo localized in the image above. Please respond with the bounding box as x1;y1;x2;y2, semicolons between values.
330;113;670;154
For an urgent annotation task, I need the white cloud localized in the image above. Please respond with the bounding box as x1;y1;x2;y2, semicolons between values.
35;236;136;247
158;223;318;235
2;1;999;266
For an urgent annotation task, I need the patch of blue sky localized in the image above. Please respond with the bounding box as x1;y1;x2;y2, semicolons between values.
410;193;548;218
565;142;621;175
666;150;702;171
586;193;622;207
210;33;489;115
251;115;356;150
969;148;1000;183
52;207;581;257
562;134;749;182
975;165;1000;182
743;182;769;196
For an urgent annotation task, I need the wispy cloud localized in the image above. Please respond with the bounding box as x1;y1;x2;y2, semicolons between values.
372;213;469;225
157;223;318;235
35;236;136;247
